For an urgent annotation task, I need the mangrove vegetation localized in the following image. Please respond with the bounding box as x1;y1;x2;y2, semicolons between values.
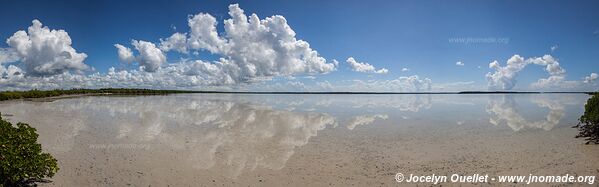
0;88;199;101
0;113;59;186
576;93;599;144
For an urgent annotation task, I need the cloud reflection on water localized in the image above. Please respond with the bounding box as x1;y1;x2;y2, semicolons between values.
2;96;341;178
485;94;581;131
346;114;389;130
0;93;588;178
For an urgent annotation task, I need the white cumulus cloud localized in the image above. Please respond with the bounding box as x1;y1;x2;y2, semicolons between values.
186;12;227;53
114;40;166;72
114;4;336;84
114;44;135;63
0;65;23;81
345;57;388;74
159;32;188;53
131;40;166;72
584;73;598;84
1;6;344;90
456;61;464;66
5;19;89;76
486;54;567;90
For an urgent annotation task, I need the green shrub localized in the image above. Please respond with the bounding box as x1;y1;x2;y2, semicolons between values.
0;113;59;186
576;94;599;144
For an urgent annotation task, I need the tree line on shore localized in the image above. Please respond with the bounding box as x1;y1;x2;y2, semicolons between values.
0;88;197;101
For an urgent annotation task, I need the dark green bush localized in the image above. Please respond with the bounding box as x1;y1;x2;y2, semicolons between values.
576;94;599;144
0;114;59;186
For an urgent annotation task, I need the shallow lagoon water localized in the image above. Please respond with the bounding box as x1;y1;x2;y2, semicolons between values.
1;94;598;186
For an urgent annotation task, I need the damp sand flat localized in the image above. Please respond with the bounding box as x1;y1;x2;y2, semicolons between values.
1;94;598;186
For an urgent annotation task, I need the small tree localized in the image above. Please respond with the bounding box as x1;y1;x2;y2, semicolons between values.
0;113;59;186
576;94;599;144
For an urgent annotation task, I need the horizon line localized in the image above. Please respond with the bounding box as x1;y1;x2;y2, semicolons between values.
2;88;596;95
176;90;596;94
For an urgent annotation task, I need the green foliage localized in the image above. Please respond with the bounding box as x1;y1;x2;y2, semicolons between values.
0;114;59;186
0;88;196;101
576;94;599;144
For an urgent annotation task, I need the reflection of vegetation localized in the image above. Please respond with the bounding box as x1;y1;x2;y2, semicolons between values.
0;113;59;186
0;88;198;101
576;94;599;144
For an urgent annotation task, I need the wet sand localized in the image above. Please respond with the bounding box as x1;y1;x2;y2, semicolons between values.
1;94;598;186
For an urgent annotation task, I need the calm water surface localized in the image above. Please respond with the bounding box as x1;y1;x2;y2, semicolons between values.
1;94;597;186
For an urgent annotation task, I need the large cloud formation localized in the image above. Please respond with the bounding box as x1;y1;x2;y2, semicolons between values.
114;4;337;84
345;57;388;74
486;54;597;90
5;8;594;92
5;20;89;76
486;54;567;90
0;5;433;92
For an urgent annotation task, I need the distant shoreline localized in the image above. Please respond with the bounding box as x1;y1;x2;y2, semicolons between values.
179;91;596;95
0;88;195;102
1;88;596;102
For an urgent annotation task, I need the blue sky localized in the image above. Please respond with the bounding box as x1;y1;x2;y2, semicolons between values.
0;0;598;91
